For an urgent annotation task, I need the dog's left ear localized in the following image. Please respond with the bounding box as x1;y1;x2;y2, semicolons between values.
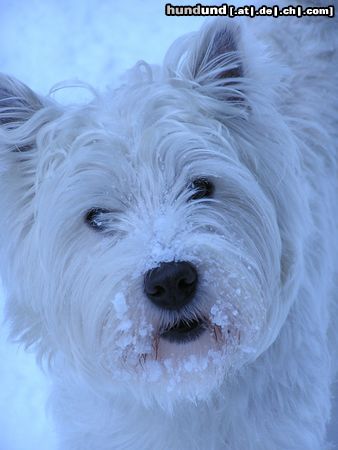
192;20;242;81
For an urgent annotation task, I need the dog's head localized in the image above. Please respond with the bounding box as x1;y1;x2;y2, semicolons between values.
0;19;306;407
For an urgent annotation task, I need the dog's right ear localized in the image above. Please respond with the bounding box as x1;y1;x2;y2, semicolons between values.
0;74;44;127
0;74;51;155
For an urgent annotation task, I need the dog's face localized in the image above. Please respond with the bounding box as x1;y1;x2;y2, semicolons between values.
0;20;305;407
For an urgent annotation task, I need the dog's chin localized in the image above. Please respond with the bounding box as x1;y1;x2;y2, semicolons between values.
132;322;241;406
100;296;261;407
115;330;223;409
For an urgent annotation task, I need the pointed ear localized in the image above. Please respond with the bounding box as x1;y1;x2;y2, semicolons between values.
0;74;44;127
192;20;242;80
0;74;49;154
165;19;245;103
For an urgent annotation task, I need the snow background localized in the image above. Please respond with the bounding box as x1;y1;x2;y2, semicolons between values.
0;1;336;449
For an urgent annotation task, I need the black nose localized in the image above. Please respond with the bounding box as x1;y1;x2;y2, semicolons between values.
144;261;198;310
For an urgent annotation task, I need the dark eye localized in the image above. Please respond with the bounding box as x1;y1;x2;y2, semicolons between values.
85;208;112;231
189;178;214;200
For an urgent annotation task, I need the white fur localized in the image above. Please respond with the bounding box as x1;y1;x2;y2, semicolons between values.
0;5;337;449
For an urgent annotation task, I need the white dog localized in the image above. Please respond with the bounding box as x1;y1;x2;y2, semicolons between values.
0;3;337;449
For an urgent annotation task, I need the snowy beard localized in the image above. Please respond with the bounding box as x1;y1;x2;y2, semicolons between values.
98;251;267;408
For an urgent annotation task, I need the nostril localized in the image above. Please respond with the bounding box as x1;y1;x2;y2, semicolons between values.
178;278;192;289
177;266;198;296
150;285;166;298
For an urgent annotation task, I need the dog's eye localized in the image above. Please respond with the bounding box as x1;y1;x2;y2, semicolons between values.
85;208;112;231
189;178;214;200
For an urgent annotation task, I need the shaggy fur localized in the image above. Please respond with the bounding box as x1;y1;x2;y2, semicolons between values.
0;4;337;449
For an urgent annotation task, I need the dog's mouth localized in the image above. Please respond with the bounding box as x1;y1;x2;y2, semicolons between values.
160;317;207;344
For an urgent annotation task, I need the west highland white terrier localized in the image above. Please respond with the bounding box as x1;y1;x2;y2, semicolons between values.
0;3;337;449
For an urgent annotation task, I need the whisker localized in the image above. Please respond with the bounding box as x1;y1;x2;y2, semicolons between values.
139;353;147;368
153;334;159;360
213;324;223;343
